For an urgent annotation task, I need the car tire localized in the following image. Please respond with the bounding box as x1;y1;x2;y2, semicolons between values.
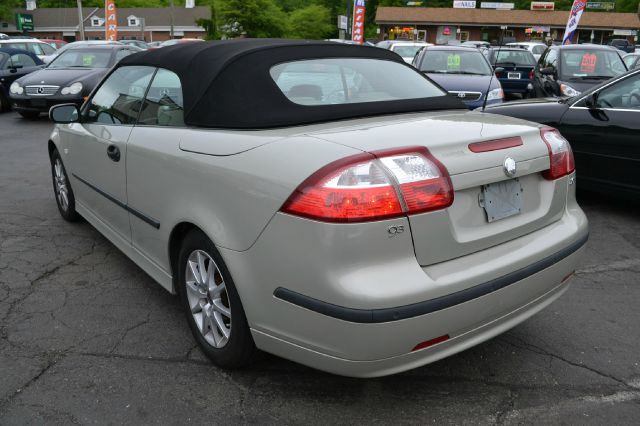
19;111;39;119
178;229;258;369
50;149;80;222
0;90;9;112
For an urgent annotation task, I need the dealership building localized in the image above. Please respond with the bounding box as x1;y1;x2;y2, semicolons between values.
375;5;640;45
1;7;208;42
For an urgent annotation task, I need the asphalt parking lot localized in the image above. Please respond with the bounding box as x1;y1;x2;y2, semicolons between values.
1;110;639;425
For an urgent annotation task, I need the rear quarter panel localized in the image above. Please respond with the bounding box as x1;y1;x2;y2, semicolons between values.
124;127;360;277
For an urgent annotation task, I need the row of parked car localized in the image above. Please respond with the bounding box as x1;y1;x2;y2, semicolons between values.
0;35;205;116
376;39;639;110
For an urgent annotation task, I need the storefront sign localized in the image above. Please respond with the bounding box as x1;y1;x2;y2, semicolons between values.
105;0;118;41
15;13;34;31
480;2;515;9
613;29;636;36
562;0;586;45
337;15;348;30
453;1;477;8
532;25;550;32
405;1;426;5
586;2;615;10
530;1;555;10
351;0;366;44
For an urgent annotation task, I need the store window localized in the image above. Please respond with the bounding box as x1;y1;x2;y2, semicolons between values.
436;26;458;45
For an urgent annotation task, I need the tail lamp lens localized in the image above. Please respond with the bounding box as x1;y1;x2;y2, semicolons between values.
540;128;575;180
282;147;453;222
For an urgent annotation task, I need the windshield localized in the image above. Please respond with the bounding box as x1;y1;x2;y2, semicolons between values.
419;50;493;75
48;49;113;69
270;58;445;106
560;49;627;80
490;50;535;66
391;45;425;58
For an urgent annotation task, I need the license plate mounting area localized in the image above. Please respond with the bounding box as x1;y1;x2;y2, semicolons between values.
479;178;523;223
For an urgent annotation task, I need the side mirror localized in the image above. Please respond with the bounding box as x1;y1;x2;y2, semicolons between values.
584;92;598;109
540;67;556;76
49;104;79;124
494;67;505;75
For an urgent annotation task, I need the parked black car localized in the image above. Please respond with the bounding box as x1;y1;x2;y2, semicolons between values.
606;39;635;54
533;44;627;98
9;44;140;119
486;68;640;199
0;48;43;111
484;47;536;98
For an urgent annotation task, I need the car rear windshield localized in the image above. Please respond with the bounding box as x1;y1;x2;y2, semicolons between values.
391;45;425;58
490;50;536;66
560;49;627;79
419;50;493;75
270;58;445;106
48;49;112;69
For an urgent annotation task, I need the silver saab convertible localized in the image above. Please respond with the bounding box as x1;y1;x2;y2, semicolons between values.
48;39;588;377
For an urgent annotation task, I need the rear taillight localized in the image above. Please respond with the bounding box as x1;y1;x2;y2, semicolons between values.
282;147;453;223
540;128;575;180
529;69;534;80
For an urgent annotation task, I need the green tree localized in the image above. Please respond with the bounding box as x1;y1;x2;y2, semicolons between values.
0;0;21;23
218;0;287;38
286;4;333;39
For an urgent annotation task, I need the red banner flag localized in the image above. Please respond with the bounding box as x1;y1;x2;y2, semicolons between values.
351;0;366;44
105;0;118;41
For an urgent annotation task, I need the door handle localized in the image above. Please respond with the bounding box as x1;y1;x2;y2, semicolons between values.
106;144;121;162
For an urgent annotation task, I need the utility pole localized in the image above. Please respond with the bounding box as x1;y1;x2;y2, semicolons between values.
169;0;175;39
76;0;85;41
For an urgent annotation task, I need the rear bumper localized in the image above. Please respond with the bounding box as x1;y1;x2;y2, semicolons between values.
221;174;588;377
273;232;587;324
255;271;575;378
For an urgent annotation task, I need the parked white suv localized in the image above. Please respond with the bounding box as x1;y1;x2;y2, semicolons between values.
0;39;57;60
507;42;547;62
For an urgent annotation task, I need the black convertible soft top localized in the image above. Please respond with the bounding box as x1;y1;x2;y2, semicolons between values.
118;39;464;129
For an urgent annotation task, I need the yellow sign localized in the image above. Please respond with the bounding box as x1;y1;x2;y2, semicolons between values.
447;54;461;70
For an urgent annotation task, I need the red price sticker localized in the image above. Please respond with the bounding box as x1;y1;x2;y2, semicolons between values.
580;53;597;73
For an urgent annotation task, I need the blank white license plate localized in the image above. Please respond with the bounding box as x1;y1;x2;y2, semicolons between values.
507;72;521;79
480;179;523;223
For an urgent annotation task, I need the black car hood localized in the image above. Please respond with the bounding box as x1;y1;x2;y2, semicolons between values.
17;67;108;86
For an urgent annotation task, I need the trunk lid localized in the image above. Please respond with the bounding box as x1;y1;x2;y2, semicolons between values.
307;110;565;266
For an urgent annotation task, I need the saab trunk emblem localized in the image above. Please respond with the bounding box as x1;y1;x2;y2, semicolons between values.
504;157;517;178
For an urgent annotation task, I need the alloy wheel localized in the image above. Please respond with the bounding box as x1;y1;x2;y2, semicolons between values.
185;250;232;348
53;158;69;212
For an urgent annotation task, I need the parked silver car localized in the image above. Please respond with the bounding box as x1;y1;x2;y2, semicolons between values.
48;40;588;377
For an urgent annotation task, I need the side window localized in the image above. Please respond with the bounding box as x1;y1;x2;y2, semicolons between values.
137;68;185;127
595;73;640;110
9;54;37;68
84;66;155;125
30;43;44;56
115;49;131;62
533;45;546;55
39;43;55;55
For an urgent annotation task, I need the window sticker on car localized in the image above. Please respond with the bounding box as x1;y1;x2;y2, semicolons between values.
447;54;461;70
82;54;94;66
580;53;597;73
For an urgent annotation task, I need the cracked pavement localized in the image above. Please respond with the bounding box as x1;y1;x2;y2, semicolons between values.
1;111;639;424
